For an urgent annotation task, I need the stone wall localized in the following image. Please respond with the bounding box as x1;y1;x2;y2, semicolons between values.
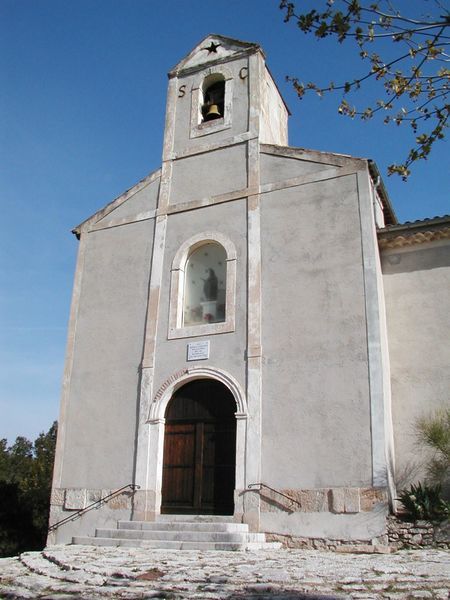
266;517;450;551
387;516;450;549
261;490;450;550
265;533;390;552
259;486;387;515
259;486;389;549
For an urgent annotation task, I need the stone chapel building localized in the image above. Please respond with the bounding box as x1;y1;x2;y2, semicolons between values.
48;35;450;548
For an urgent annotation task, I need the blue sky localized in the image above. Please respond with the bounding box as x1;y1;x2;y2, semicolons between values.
1;0;448;443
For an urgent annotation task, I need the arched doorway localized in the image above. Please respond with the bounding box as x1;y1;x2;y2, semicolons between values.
161;379;236;515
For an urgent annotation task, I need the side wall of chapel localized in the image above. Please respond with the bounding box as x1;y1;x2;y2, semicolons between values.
382;239;450;491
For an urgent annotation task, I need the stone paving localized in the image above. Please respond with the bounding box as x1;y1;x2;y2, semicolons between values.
0;545;449;599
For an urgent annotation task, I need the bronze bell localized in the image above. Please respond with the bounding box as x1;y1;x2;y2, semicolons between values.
204;103;222;121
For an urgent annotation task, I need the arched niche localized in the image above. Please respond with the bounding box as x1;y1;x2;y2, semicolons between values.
168;232;237;339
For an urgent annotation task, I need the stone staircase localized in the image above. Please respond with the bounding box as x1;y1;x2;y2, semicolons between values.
72;514;280;551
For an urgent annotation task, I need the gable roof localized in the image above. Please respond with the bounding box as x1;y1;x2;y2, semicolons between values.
168;34;262;77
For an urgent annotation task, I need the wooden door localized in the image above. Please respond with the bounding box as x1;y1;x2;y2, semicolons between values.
161;379;236;515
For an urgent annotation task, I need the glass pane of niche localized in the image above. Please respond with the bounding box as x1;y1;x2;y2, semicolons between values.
183;243;227;327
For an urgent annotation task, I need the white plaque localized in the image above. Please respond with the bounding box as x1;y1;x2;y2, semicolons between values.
187;340;210;361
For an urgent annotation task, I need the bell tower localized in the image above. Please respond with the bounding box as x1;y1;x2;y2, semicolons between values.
161;34;289;163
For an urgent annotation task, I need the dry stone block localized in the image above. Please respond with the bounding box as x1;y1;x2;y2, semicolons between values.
344;488;361;513
109;493;130;509
298;489;329;512
360;487;387;511
87;489;102;503
434;521;450;544
331;488;361;514
330;488;345;513
260;488;330;513
64;488;87;510
50;488;65;506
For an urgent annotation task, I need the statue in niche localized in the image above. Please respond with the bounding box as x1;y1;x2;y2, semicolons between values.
202;268;218;301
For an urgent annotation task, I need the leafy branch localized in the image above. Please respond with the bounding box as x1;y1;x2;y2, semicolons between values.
280;0;450;179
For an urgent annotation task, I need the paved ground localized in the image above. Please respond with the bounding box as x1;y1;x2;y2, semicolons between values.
0;545;449;599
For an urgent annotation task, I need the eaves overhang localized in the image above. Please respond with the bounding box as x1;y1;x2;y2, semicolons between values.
377;214;450;250
368;160;397;226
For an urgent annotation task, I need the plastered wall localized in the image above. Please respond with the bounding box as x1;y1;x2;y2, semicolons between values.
382;241;450;489
60;219;154;489
169;145;248;206
260;67;289;146
260;171;373;489
260;153;335;185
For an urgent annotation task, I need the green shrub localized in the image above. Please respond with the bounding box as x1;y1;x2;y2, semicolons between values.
398;482;450;522
416;407;450;496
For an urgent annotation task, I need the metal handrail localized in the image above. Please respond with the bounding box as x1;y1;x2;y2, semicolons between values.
48;483;140;532
248;482;302;508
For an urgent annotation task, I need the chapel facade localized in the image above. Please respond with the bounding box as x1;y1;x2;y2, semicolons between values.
48;35;450;547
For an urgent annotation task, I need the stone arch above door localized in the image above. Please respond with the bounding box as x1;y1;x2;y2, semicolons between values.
148;366;247;423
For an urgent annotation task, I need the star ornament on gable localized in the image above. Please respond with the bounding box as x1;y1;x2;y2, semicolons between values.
203;41;221;54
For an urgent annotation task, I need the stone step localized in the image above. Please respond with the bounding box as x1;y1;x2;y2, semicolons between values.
95;527;265;543
156;514;235;522
72;536;271;551
72;514;280;551
118;520;249;532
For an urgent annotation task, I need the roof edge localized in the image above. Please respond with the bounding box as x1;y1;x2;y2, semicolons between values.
72;167;162;238
377;214;450;250
368;160;397;226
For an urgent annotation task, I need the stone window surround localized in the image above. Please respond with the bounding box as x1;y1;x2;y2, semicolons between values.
168;231;237;339
190;66;234;138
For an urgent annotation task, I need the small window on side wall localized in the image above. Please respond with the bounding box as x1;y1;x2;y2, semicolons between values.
168;233;237;339
184;243;226;327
